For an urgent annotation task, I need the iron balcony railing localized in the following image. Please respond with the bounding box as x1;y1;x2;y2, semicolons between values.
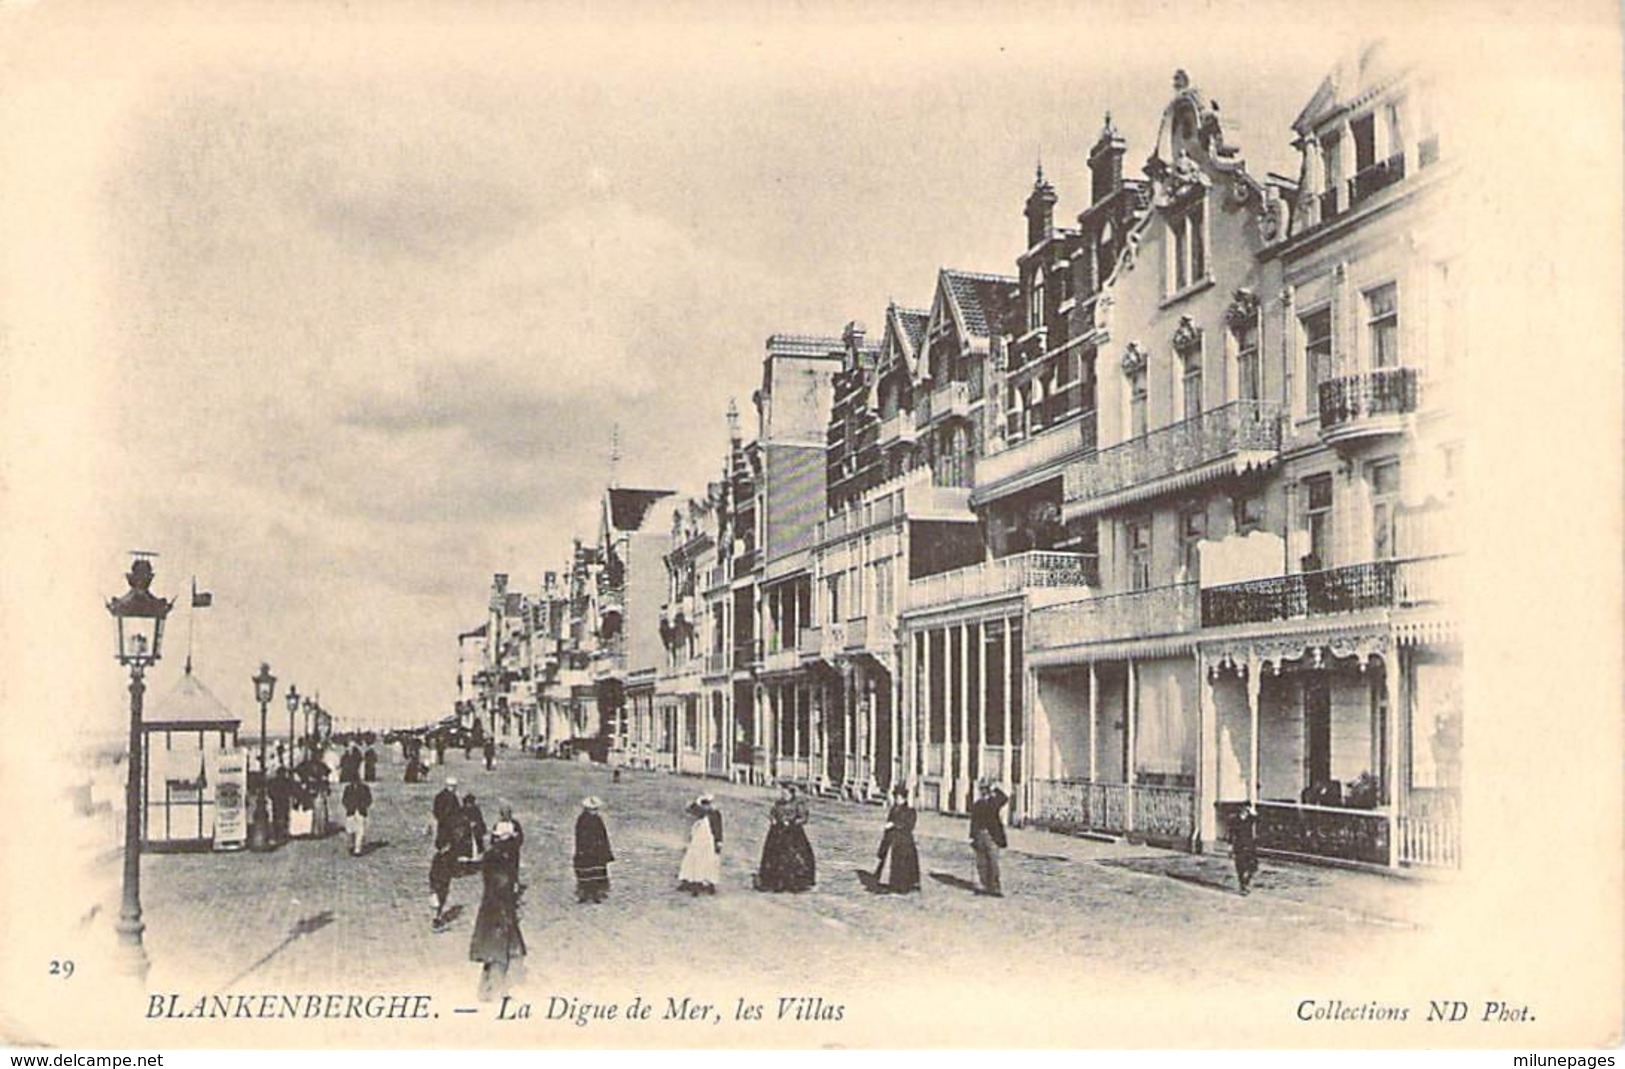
907;551;1095;611
1200;555;1457;627
978;410;1097;489
1028;582;1199;650
1064;400;1283;505
1318;366;1421;432
1348;152;1406;207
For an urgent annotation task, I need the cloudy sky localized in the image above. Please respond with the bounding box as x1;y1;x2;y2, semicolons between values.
0;1;1475;739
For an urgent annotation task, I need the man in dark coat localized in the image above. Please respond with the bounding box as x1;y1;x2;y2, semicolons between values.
342;777;373;856
1230;802;1260;895
483;737;497;771
433;776;461;849
968;779;1009;897
362;744;378;782
462;793;487;858
573;797;614;903
339;744;362;785
268;766;293;843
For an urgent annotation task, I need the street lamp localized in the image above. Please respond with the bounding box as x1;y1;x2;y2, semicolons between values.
283;684;300;769
301;696;315;763
248;663;277;852
105;553;173;979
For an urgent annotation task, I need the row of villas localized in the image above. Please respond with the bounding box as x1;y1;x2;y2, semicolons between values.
462;46;1464;873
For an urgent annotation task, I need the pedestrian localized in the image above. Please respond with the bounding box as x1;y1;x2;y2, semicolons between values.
429;843;460;930
1230;802;1260;895
269;766;292;842
339;743;362;785
677;794;722;896
470;818;526;1001
483;737;496;771
434;736;447;766
432;776;461;849
755;785;815;893
573;797;613;904
341;777;373;856
876;785;921;893
968;779;1009;897
363;744;379;783
462;792;487;858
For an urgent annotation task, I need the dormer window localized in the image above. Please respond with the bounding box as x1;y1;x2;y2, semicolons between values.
1167;201;1206;295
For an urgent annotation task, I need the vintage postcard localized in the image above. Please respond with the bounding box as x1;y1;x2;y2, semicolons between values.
0;0;1619;1051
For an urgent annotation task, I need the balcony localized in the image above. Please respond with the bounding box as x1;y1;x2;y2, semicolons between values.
1028;582;1199;651
733;548;758;579
1348;152;1406;208
704;650;729;677
907;551;1095;613
1200;555;1458;628
927;380;973;423
797;627;823;660
1318;367;1420;445
1063;400;1283;518
976;410;1097;496
704;564;729;592
878;410;916;444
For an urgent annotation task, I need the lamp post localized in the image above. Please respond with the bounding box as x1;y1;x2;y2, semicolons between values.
248;663;277;852
283;684;300;769
302;696;315;763
105;553;173;979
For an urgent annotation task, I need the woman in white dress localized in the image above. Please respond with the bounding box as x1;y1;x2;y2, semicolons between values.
677;794;722;895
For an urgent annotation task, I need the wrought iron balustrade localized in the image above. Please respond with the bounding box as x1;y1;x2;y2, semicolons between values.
1348;152;1406;207
1064;400;1282;504
1318;366;1420;432
1254;801;1391;866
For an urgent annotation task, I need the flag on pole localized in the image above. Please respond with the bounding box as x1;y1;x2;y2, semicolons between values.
192;577;213;608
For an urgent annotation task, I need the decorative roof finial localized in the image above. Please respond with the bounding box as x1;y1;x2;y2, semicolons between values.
725;398;740;440
609;423;621;489
1101;110;1120;140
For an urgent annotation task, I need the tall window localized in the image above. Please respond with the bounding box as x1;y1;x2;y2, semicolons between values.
1169;202;1206;293
1179;506;1206;581
1129;367;1149;438
1302;307;1333;412
1028;272;1046;331
1366;283;1400;368
826;574;841;627
1304;474;1334;570
1181;352;1203;422
1370;459;1401;561
1127;519;1152;592
873;559;892;620
1350;113;1377;174
1234;319;1261;401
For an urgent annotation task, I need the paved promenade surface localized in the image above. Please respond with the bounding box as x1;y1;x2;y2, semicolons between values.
134;752;1450;1007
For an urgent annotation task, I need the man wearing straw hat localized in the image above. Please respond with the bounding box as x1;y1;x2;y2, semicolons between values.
573;797;614;904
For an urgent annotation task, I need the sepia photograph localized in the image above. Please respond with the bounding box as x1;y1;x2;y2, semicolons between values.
0;0;1619;1052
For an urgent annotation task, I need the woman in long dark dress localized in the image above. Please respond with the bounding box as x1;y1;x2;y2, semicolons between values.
756;786;816;892
877;786;921;893
573;797;614;903
469;819;526;1001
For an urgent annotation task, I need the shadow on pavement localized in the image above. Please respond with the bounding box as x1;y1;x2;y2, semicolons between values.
219;910;336;992
356;839;391;857
854;868;886;894
928;871;981;894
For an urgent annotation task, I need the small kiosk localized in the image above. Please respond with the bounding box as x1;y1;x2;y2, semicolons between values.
141;670;242;850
